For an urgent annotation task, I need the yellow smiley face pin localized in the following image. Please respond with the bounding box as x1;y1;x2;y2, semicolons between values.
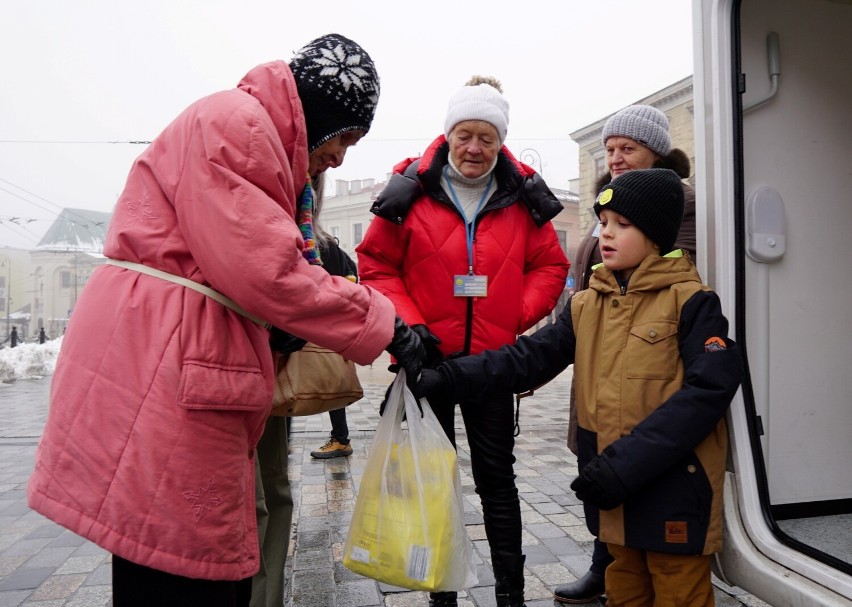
597;188;614;205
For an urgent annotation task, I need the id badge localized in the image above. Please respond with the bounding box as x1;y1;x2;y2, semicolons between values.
454;274;488;297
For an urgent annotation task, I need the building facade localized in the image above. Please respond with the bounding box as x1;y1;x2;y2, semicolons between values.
1;209;110;343
0;247;30;345
570;76;694;236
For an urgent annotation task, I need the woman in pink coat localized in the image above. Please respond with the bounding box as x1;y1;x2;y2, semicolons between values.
27;34;423;607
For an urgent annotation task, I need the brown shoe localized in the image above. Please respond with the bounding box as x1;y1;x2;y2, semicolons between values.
310;437;353;459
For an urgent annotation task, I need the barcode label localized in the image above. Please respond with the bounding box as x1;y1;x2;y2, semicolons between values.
350;546;370;564
407;544;431;581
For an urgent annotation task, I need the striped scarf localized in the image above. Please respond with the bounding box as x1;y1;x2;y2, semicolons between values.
297;174;323;266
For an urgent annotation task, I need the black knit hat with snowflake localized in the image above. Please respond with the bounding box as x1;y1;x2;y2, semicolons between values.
594;168;685;254
289;34;380;153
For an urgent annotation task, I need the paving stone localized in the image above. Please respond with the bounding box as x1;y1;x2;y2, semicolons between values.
0;534;25;553
0;556;27;577
331;578;381;606
28;573;86;601
540;536;585;559
292;547;332;571
23;547;75;569
522;543;559;565
0;589;31;606
45;534;85;549
525;522;566;540
55;556;105;576
527;561;573;585
0;566;54;591
64;584;111;607
22;524;64;541
1;539;52;558
82;564;110;587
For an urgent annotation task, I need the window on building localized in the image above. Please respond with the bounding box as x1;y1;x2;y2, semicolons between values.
353;223;363;245
61;271;71;289
556;229;568;255
330;226;340;240
594;155;606;178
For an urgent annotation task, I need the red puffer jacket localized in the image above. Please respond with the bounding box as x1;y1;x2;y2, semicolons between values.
357;136;570;357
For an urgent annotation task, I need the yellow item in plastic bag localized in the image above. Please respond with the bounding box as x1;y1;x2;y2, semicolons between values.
343;372;478;592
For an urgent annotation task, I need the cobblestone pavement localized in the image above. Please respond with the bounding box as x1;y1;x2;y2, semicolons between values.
0;354;770;606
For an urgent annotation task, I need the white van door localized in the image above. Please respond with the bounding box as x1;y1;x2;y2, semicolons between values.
693;0;852;605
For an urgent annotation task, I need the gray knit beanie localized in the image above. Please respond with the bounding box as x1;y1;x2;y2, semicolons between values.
601;105;672;156
594;168;685;254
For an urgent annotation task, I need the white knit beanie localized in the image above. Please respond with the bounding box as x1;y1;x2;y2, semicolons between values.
443;83;510;143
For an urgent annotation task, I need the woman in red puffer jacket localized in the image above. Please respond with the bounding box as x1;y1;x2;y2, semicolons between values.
357;76;569;607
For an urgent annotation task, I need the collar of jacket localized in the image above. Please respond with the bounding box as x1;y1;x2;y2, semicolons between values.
369;135;563;226
589;250;700;295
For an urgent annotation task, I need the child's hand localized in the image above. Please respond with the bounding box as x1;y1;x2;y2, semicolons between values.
571;450;627;510
413;366;454;402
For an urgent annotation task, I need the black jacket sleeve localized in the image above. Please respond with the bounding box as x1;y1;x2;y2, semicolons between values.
442;304;576;400
318;238;357;279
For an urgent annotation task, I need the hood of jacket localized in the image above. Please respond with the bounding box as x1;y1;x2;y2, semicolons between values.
237;61;310;190
589;250;700;296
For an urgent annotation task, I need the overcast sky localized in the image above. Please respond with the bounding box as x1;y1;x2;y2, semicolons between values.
0;0;693;250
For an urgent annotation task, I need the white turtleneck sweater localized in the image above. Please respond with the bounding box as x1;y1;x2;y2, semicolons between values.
441;156;499;225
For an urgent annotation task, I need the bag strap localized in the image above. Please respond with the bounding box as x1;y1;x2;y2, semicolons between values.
105;258;271;329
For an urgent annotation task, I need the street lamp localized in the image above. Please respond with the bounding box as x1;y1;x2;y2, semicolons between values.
519;148;543;177
0;254;10;342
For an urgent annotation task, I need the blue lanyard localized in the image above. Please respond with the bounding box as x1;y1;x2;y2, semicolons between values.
443;165;494;273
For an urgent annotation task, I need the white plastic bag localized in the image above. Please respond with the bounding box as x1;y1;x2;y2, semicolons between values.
343;371;478;591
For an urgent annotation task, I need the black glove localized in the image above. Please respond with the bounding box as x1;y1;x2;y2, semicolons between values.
570;448;628;511
269;327;308;354
385;316;425;388
378;381;423;418
413;366;455;403
411;324;444;368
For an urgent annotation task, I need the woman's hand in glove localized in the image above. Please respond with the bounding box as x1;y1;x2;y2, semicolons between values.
385;316;425;388
411;324;444;368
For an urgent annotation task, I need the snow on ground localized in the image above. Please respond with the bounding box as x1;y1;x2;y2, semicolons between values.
0;337;62;383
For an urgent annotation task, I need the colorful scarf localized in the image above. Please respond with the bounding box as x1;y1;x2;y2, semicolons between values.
297;174;323;266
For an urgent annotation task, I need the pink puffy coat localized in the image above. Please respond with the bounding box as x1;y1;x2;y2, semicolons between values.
27;61;394;581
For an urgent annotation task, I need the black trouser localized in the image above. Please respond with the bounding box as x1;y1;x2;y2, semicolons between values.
112;555;252;606
590;537;615;575
430;390;522;557
329;407;350;442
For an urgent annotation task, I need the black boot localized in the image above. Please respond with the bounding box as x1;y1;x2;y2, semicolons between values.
428;591;457;606
492;553;526;607
552;568;606;604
